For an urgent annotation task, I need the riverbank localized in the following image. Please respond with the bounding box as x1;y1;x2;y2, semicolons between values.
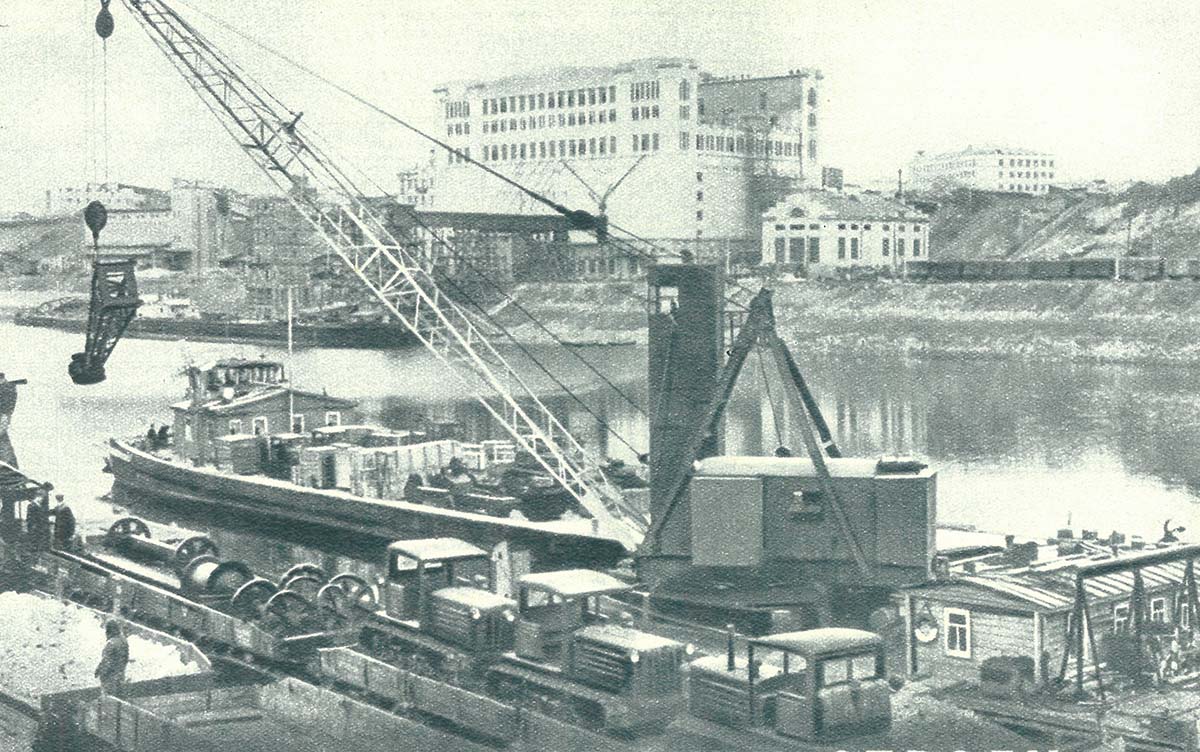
503;278;1200;365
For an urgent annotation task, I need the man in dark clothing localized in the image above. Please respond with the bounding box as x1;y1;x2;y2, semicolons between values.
95;621;129;694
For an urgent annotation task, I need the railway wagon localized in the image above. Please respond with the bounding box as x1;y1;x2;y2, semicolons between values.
688;628;891;742
903;261;931;280
1069;257;1116;279
1164;258;1200;280
35;548;349;669
958;261;1003;281
33;551;116;608
1118;257;1165;281
1027;259;1073;279
319;645;522;742
926;261;964;281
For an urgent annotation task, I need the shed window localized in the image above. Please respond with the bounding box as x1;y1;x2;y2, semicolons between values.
228;419;243;435
1150;597;1166;623
1113;604;1130;633
252;417;269;436
1179;594;1192;629
325;411;342;427
183;419;193;442
291;414;305;433
944;608;971;657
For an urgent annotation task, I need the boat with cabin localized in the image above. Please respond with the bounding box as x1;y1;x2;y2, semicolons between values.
106;358;627;572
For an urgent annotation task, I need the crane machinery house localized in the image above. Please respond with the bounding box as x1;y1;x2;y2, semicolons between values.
638;265;937;631
431;58;824;267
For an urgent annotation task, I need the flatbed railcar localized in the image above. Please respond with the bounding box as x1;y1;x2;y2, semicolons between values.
31;538;358;671
320;539;690;735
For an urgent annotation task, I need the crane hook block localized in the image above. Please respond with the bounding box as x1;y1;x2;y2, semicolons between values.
68;257;142;386
84;201;108;245
95;0;114;39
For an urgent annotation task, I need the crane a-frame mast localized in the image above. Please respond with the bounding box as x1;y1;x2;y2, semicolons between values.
120;0;644;550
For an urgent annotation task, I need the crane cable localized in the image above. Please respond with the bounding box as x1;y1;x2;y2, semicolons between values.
168;0;650;423
755;345;785;451
287;125;651;459
160;7;650;456
171;0;754;314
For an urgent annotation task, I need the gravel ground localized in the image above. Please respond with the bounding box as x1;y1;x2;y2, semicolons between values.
883;681;1036;751
0;591;203;705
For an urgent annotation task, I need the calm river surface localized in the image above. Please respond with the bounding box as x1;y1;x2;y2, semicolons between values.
1;320;1197;569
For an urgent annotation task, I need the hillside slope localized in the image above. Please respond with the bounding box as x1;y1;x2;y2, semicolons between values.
928;168;1200;260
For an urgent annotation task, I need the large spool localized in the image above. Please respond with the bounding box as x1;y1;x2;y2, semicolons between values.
181;555;253;596
262;589;316;632
231;577;278;617
105;517;219;574
316;573;377;622
279;563;326;590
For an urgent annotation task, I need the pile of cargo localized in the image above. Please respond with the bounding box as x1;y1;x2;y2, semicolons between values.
295;439;463;497
0;591;203;705
213;434;263;475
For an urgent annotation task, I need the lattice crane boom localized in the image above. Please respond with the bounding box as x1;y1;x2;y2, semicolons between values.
121;0;644;550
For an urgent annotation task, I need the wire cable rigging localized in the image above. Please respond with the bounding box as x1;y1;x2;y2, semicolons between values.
172;0;757;313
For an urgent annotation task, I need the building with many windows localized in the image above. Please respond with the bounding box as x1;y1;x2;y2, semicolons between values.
429;58;824;262
761;189;930;271
908;146;1059;195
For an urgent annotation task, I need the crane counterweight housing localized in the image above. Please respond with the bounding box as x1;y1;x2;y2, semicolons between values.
117;0;644;550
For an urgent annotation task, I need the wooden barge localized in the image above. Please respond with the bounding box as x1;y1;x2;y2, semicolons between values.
108;438;627;573
12;309;417;350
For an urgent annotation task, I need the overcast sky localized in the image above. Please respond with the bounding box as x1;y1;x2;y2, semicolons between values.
1;0;1198;213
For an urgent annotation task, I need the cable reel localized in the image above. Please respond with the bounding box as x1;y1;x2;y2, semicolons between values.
316;573;377;622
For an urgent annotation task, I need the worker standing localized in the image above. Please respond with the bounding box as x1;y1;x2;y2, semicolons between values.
95;621;129;695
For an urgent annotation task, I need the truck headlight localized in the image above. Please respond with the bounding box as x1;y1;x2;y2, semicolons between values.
470;607;482;620
629;650;640;664
684;643;696;656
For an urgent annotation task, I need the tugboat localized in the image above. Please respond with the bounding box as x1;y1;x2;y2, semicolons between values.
105;358;626;571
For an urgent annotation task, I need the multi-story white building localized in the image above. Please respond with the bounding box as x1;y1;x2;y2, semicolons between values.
45;182;170;217
761;189;930;270
909;147;1059;195
429;58;824;257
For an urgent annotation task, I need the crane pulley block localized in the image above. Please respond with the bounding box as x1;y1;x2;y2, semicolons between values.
69;258;142;385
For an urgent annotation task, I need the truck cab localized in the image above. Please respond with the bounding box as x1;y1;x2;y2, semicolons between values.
513;568;631;661
689;627;890;741
383;537;515;653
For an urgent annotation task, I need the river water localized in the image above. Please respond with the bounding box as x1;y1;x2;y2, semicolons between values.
1;320;1196;576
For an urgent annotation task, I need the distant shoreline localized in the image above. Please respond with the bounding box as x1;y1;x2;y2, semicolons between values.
504;277;1200;367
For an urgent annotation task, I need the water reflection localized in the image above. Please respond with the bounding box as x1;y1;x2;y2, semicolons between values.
0;321;1195;547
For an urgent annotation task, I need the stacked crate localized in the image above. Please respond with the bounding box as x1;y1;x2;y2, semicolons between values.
295;445;338;488
343;441;465;499
272;433;310;468
213;434;261;475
